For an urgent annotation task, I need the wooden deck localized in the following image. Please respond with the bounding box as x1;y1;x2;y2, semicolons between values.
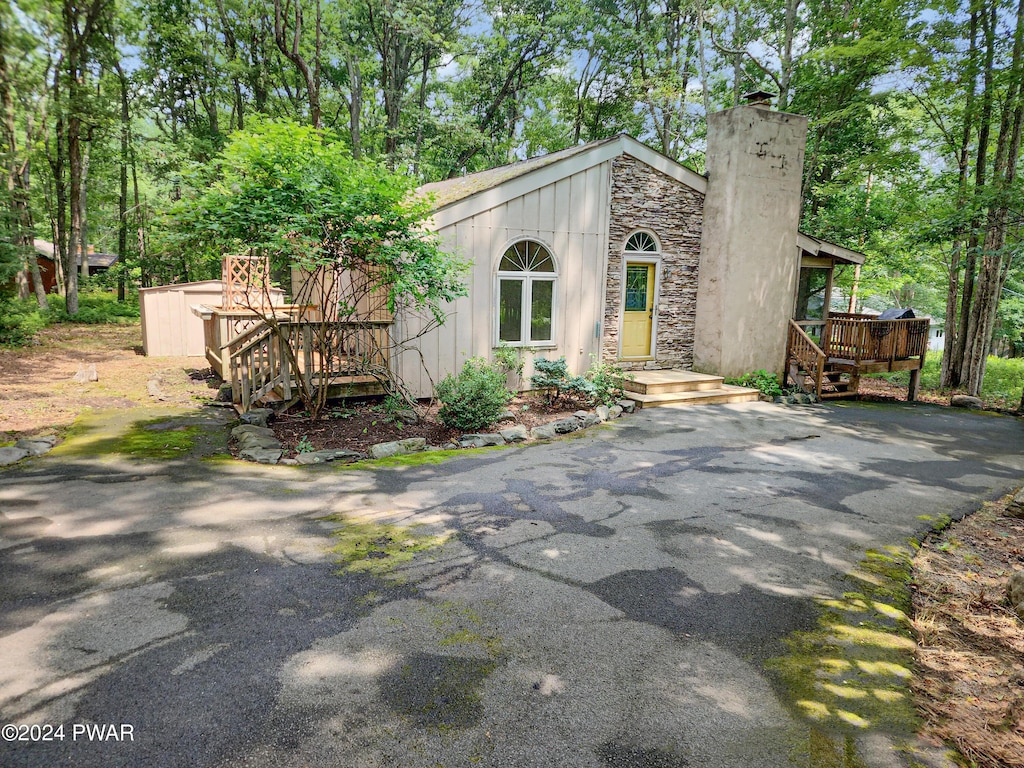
786;313;930;400
196;309;392;411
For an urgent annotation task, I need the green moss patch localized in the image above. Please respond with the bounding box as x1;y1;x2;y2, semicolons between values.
768;544;923;760
47;409;230;461
338;445;505;471
325;516;450;577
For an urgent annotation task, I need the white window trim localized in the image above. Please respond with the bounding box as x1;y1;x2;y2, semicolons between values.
618;251;662;360
494;240;558;348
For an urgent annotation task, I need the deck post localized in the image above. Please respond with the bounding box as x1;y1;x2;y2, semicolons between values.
908;368;920;402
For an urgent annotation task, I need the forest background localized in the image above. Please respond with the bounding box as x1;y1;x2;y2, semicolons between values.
0;0;1022;397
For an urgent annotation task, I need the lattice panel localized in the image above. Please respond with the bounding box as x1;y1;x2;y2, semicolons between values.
222;254;271;309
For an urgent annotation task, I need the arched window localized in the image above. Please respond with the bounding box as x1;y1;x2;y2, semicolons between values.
624;231;659;253
497;240;556;345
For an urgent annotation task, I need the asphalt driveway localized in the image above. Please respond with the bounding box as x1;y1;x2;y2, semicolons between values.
1;400;1022;768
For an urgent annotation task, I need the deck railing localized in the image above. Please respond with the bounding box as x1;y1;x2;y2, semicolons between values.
787;320;827;397
228;319;392;411
823;313;929;364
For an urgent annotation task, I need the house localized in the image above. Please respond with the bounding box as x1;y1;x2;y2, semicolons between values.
203;96;928;410
32;239;119;293
395;97;868;401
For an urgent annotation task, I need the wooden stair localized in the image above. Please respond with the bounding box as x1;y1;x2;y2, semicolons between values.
622;370;760;409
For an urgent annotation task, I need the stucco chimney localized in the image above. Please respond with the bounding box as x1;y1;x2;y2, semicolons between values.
693;103;808;379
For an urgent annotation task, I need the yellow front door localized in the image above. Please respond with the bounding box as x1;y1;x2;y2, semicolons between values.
621;262;655;357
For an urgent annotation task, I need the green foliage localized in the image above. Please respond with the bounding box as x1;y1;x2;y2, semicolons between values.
530;356;586;404
45;292;140;324
530;355;628;406
0;298;47;347
0;292;138;347
296;435;315;453
435;357;513;431
724;369;784;398
583;356;631;406
170;119;467;323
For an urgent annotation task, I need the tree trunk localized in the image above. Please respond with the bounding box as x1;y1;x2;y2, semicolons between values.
117;63;129;302
273;0;321;129
79;148;89;282
962;0;1024;396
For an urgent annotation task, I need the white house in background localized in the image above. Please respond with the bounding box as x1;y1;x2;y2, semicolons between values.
929;321;945;351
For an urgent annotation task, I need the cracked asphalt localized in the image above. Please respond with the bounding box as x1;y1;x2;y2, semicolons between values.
0;400;1022;768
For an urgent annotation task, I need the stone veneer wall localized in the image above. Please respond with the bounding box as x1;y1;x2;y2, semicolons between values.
602;155;704;370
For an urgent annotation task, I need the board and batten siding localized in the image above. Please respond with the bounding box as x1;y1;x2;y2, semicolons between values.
395;161;613;398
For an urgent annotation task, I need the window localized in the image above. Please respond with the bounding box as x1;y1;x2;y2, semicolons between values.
624;231;658;253
497;240;556;345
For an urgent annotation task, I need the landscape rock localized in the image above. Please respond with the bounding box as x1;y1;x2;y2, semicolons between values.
530;423;558;440
369;437;426;459
1007;571;1024;622
1006;488;1024;519
616;399;636;414
239;447;282;464
72;363;98;383
295;449;365;465
442;442;459;451
950;394;984;409
216;383;234;402
499;425;530;443
239;408;274;427
595;405;610;422
393;409;420;425
459;433;505;448
608;405;623;419
497;410;516;421
577;412;601;428
231;424;276;440
147;379;169;401
552;417;581;434
0;446;30;466
14;438;57;457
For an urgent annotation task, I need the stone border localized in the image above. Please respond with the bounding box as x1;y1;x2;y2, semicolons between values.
0;436;59;467
230;400;638;465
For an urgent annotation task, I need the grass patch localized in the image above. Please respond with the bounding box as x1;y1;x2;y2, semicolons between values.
868;355;1024;408
325;516;450;577
0;291;139;347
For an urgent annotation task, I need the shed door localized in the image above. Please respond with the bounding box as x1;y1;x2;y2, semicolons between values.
621;262;655;358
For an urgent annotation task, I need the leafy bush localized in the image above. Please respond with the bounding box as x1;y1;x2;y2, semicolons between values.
46;291;139;324
0;298;47;347
531;356;588;404
585;356;631;405
435;357;513;431
724;369;784;397
531;356;629;406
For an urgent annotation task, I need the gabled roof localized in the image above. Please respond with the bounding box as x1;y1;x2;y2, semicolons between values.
419;134;708;230
34;238;119;269
797;232;865;265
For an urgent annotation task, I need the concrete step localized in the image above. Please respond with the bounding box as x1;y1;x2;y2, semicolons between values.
629;384;761;409
623;370;726;395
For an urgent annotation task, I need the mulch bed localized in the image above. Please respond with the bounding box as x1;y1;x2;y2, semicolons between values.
911;494;1024;768
270;394;587;457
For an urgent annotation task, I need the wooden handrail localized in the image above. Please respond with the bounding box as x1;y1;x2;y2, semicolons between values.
787;320;826;398
227;318;393;411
